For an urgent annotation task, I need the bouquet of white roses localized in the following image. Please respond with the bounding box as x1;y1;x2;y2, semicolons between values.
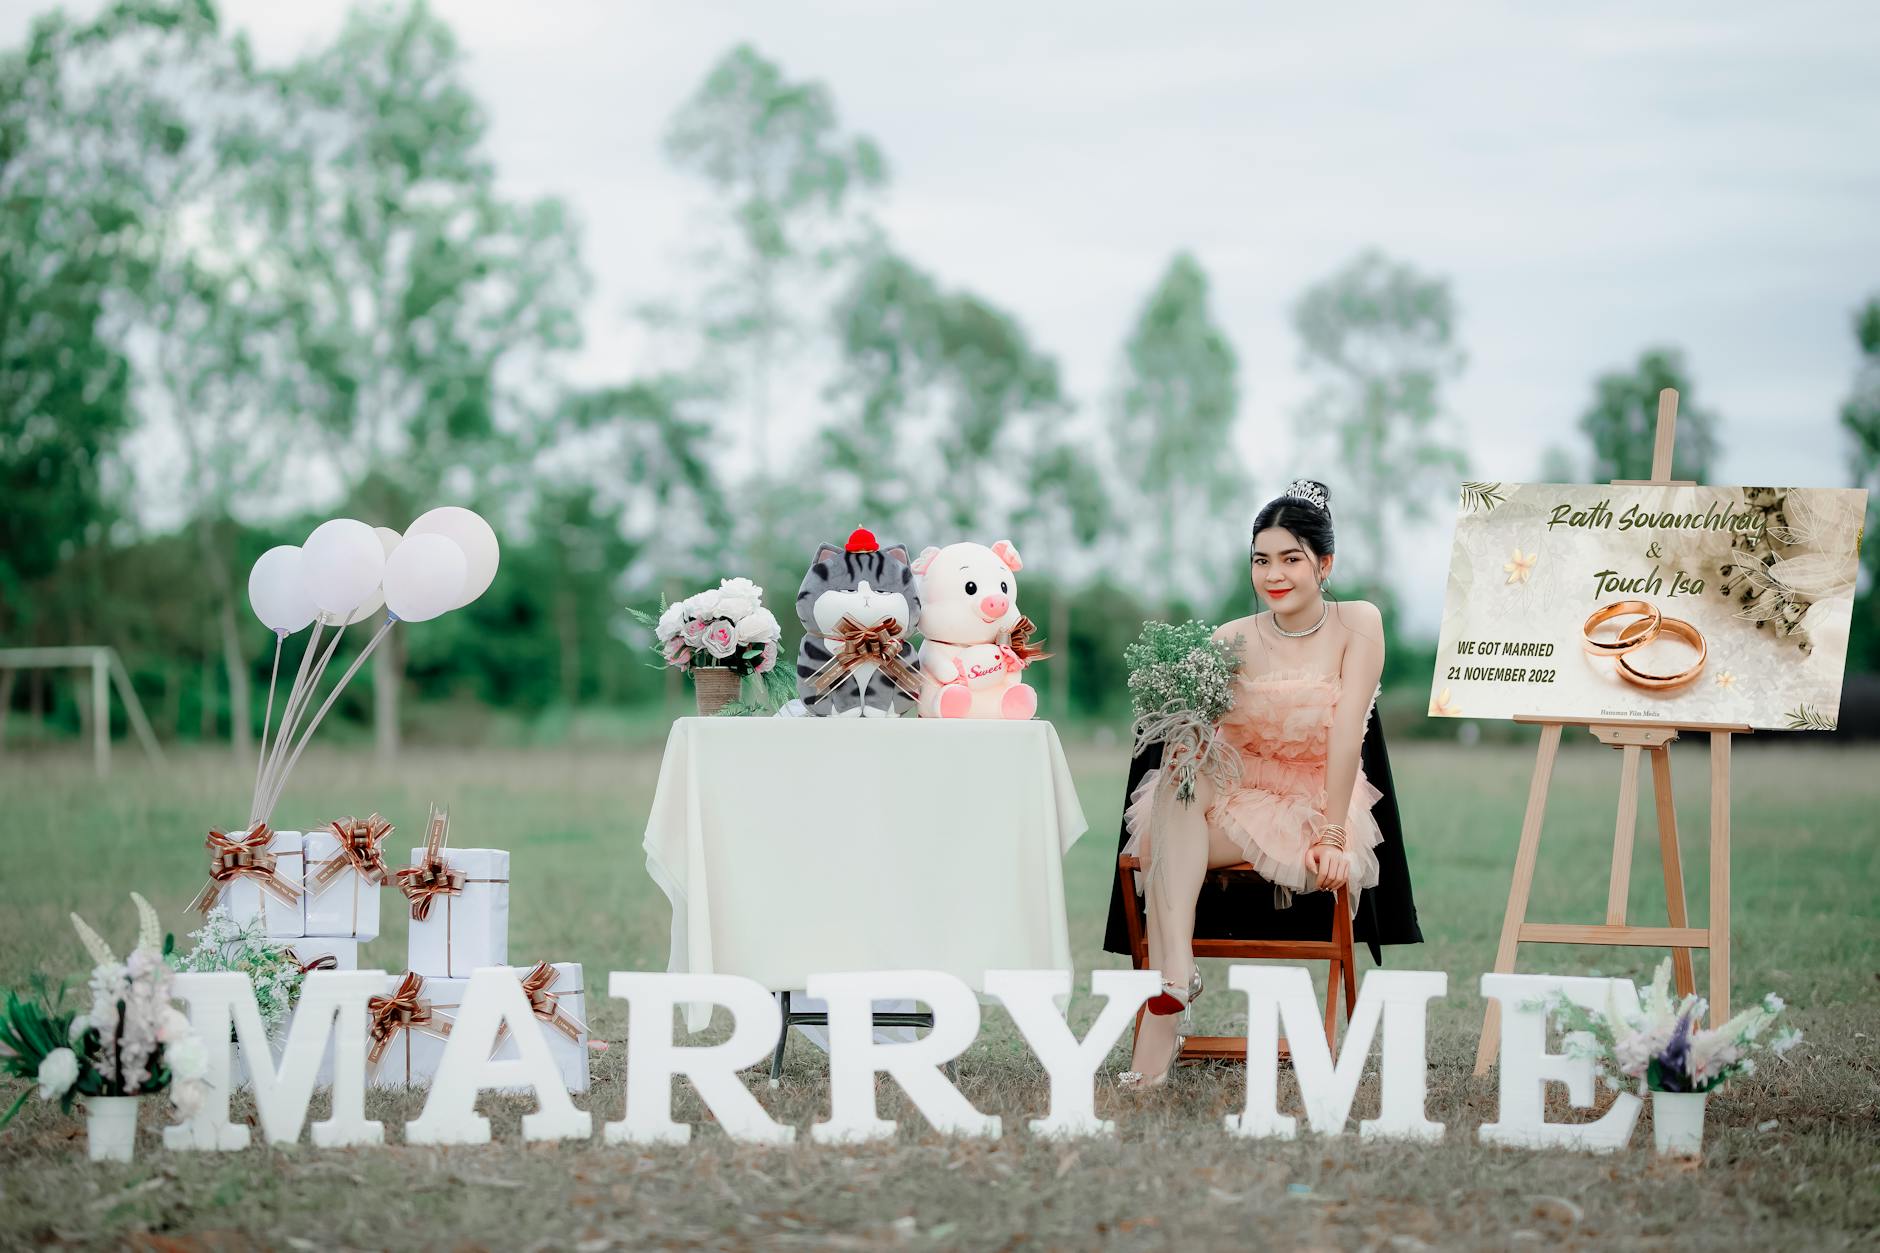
630;577;783;678
1547;958;1801;1095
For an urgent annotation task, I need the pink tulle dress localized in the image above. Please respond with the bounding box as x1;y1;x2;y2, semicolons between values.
1124;670;1383;909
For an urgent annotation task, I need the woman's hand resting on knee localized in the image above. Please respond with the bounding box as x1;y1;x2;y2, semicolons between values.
1304;842;1350;892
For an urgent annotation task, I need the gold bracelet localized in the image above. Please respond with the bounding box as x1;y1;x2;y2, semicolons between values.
1315;824;1348;851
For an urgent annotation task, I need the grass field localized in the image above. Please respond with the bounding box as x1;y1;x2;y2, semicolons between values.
1;736;1876;1250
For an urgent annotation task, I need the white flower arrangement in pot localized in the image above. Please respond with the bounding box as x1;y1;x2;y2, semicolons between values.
1546;958;1801;1157
630;577;788;715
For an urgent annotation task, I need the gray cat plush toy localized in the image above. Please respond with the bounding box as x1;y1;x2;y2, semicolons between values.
794;527;923;717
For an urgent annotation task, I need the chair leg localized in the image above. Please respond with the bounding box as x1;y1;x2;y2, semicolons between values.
769;990;790;1087
1337;887;1358;1015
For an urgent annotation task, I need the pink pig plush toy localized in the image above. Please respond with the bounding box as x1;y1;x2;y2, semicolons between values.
910;540;1039;719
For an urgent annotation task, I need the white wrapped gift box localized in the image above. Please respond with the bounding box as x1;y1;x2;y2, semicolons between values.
368;964;588;1092
402;847;509;978
201;826;306;940
303;825;385;941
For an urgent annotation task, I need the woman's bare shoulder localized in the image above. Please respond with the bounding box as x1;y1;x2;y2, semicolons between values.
1336;600;1385;641
1213;613;1264;643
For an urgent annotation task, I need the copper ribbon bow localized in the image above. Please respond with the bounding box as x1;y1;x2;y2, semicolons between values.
494;962;588;1050
188;824;303;915
396;806;464;921
294;951;339;974
310;813;393;894
366;971;450;1064
1006;615;1052;666
809;615;921;699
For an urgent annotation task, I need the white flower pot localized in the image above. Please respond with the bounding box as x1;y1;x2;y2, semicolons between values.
86;1095;140;1163
1652;1090;1708;1157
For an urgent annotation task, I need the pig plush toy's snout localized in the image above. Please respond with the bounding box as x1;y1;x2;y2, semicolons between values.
979;594;1010;621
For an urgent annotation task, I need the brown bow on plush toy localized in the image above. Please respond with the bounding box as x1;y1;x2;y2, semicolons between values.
1006;615;1052;666
808;615;921;699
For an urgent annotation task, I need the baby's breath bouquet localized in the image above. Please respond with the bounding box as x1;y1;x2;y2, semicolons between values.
1125;620;1244;804
175;907;307;1038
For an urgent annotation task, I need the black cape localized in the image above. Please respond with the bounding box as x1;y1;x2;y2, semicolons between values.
1102;715;1423;965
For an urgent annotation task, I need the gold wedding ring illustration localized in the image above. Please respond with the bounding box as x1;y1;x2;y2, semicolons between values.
1615;614;1707;690
1581;600;1662;657
1582;599;1707;693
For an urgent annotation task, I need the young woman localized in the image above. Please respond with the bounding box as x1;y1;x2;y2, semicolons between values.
1112;479;1411;1089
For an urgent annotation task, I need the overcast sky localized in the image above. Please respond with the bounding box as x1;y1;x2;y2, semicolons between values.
10;2;1878;628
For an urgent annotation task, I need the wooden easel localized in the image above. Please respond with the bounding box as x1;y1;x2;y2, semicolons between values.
1473;389;1750;1075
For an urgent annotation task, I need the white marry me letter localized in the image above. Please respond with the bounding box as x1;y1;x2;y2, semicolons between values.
810;970;999;1144
986;968;1158;1138
165;970;384;1150
1226;966;1448;1142
405;967;593;1145
1478;972;1644;1152
605;972;793;1146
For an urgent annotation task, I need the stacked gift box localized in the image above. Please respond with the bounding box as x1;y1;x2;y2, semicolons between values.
198;813;391;1088
366;805;590;1092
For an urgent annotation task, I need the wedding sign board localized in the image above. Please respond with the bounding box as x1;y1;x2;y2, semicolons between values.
1431;483;1866;730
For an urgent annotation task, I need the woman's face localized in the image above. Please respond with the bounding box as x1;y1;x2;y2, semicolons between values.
1251;527;1331;607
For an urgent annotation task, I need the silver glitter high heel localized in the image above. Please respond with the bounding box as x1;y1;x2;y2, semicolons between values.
1146;966;1203;1017
1116;1027;1187;1092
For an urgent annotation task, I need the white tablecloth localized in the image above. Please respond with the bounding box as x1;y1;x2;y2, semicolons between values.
642;717;1088;1032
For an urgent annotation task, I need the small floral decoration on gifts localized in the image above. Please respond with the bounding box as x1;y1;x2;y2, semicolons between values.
1;894;209;1129
1546;958;1802;1095
175;906;310;1039
629;577;784;677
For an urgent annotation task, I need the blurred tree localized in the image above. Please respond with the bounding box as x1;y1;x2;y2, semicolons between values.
0;4;193;643
1293;249;1466;591
1112;253;1244;606
1577;347;1719;483
665;43;886;476
1537;445;1578;483
110;11;300;760
1014;436;1110;720
823;247;1068;542
1840;294;1880;672
252;1;586;753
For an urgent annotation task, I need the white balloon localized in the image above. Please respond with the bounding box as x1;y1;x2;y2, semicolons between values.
326;527;405;626
382;534;467;623
303;519;386;618
406;506;499;608
247;546;319;633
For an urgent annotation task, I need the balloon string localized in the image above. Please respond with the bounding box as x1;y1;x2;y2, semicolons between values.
259;617;395;824
259;621;344;818
247;633;284;828
252;619;321;826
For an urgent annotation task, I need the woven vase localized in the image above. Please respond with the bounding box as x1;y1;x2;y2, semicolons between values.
693;667;742;716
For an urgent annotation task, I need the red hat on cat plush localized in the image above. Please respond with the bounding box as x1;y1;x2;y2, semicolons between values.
845;527;879;553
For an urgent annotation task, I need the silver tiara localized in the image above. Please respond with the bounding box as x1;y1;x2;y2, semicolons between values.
1282;478;1330;515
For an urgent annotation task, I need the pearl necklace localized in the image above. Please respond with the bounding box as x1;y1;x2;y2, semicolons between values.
1270;601;1330;638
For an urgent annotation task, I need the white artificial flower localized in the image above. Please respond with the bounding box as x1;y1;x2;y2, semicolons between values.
701;620;739;659
158;1007;191;1043
715;577;763;622
735;607;781;645
36;1048;79;1101
165;1033;208;1082
682;588;723;619
171;1078;206;1118
655;602;684;641
68;1015;91;1044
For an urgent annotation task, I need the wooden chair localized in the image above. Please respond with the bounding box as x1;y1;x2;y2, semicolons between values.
1116;854;1357;1062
